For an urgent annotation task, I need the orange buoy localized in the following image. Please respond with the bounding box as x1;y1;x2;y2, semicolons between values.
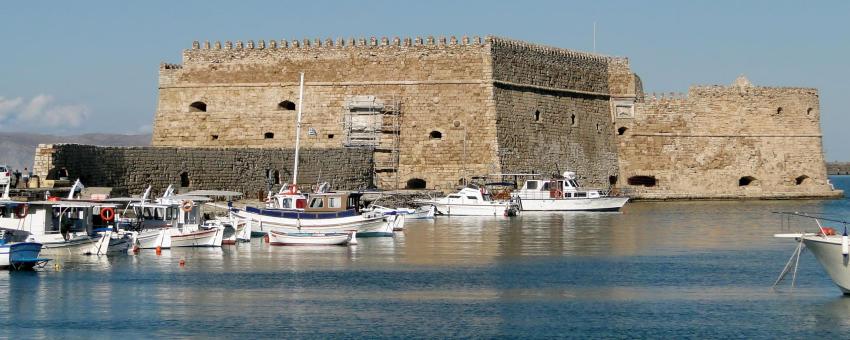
179;259;186;267
133;245;140;254
155;246;162;255
264;234;270;243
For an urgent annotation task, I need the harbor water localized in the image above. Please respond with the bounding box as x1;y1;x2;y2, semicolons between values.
3;177;850;338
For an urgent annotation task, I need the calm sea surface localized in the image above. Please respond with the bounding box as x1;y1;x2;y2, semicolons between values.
3;177;850;338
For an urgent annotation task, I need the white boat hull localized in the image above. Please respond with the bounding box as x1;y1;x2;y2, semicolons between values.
169;228;221;248
268;230;352;246
90;231;135;255
803;236;850;293
234;210;393;237
137;229;173;249
516;197;629;211
38;236;98;256
432;203;511;216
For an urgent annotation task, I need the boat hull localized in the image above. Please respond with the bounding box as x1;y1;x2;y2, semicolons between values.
169;228;221;248
431;203;512;216
516;197;629;211
137;229;173;249
0;242;44;270
38;236;98;256
803;236;850;293
268;230;352;246
234;209;392;236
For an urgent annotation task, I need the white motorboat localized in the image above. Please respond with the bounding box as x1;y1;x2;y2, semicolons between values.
267;230;354;246
774;213;850;294
511;171;629;212
123;186;224;248
415;186;519;216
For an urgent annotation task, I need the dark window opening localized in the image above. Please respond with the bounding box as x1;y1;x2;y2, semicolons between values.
189;101;207;112
627;176;656;187
534;110;540;121
609;176;618;185
776;107;783;115
429;131;442;140
795;175;811;185
617;127;628;135
328;134;335;139
180;172;190;187
273;170;281;185
807;108;813;115
264;132;274;139
278;100;296;110
406;178;427;189
739;176;757;186
571;114;577;127
210;134;219;140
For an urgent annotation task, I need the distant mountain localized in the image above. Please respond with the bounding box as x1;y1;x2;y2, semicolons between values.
0;132;152;170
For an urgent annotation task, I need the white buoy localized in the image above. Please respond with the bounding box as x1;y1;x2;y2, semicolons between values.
842;231;849;257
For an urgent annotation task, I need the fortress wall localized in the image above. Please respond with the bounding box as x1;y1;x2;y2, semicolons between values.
617;83;838;199
152;36;500;190
489;39;619;187
32;144;373;197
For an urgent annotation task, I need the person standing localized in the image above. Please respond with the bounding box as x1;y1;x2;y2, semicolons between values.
22;167;30;188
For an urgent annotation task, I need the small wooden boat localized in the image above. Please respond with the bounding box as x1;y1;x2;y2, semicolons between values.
267;230;354;246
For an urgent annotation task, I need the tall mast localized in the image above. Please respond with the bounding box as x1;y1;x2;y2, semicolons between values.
292;72;305;186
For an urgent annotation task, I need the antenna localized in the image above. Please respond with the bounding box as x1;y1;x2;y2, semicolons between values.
593;21;597;53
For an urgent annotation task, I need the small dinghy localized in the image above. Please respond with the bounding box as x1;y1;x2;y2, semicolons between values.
267;230;354;246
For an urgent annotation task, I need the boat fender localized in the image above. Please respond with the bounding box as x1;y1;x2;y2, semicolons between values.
181;200;193;212
14;204;29;218
100;207;115;221
843;227;849;257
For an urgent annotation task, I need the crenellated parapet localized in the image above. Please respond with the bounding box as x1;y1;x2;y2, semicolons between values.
186;35;486;52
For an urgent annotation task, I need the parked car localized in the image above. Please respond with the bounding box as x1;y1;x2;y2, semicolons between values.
0;165;9;186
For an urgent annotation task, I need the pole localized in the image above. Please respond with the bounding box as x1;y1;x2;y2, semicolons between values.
593;21;597;53
293;72;305;186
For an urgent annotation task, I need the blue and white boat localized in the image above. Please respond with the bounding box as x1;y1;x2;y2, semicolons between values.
0;239;47;270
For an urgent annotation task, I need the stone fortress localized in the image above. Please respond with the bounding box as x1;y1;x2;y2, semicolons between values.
34;35;840;199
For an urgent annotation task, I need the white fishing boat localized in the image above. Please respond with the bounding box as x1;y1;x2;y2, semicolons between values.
125;187;224;249
234;191;395;237
232;73;395;237
267;230;354;246
774;213;850;294
0;199;124;256
415;186;519;216
511;171;629;212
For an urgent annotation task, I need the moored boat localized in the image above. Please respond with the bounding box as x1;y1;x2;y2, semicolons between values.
267;229;354;246
415;186;519;216
511;171;629;212
775;212;850;294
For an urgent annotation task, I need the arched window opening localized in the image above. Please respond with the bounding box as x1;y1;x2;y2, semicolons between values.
264;132;274;139
273;170;281;185
596;123;602;134
210;134;219;141
795;175;811;185
278;100;296;111
189;101;207;112
406;178;427;189
534;110;540;121
739;176;757;187
429;131;442;140
776;107;783;115
180;172;190;187
617;127;628;135
627;176;656;187
571;114;577;127
609;176;618;185
807;108;813;116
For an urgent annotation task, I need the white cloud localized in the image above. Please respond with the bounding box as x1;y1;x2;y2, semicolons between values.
0;97;23;119
0;94;90;130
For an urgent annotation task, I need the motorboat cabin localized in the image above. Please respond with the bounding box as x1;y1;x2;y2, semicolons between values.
512;171;629;212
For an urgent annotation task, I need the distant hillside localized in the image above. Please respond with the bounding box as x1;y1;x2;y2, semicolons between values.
0;132;152;170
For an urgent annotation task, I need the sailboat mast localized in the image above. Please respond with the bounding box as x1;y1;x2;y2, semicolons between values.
292;72;305;186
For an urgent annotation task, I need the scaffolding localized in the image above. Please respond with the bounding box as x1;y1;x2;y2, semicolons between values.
342;95;401;190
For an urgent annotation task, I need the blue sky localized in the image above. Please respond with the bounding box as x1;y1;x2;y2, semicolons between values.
0;1;847;160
